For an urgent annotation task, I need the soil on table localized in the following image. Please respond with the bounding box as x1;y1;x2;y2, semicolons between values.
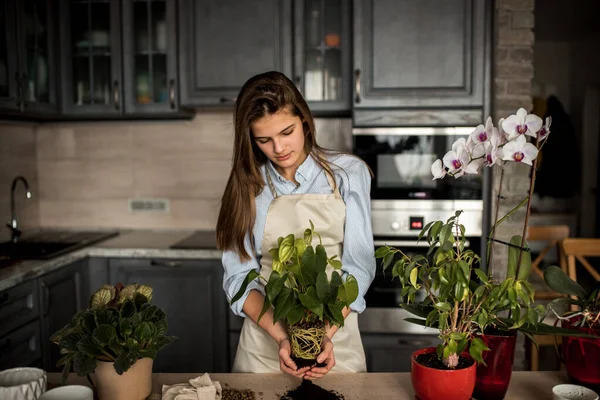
415;352;474;370
222;388;257;400
279;379;345;400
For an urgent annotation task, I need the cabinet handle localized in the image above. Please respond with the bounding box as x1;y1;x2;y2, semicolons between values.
219;97;237;104
41;282;50;315
150;260;182;268
354;69;361;103
169;79;176;109
0;338;11;352
0;292;8;304
113;81;120;111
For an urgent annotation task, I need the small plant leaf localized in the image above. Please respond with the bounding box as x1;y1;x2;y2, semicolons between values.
544;265;587;299
316;272;330;301
230;269;261;305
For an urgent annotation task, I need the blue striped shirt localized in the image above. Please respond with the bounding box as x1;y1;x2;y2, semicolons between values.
222;153;376;317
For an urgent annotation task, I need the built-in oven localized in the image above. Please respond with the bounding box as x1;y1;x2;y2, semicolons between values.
352;127;486;335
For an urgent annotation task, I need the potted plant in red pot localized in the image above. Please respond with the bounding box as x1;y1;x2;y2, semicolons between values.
544;265;600;392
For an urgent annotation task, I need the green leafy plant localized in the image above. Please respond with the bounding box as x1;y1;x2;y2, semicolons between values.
544;266;600;329
50;282;176;384
231;221;358;363
375;211;544;368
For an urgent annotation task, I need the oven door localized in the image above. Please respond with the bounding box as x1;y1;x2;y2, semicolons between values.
352;127;483;200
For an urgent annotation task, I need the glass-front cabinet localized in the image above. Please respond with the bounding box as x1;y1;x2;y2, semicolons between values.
60;0;178;116
60;0;121;115
0;0;56;115
294;0;351;114
122;0;178;113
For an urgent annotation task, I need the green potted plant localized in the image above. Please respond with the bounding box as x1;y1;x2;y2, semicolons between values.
231;221;359;367
374;108;592;400
544;265;600;391
50;282;176;400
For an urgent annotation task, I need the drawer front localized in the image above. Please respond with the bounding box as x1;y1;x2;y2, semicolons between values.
0;320;43;370
0;280;40;337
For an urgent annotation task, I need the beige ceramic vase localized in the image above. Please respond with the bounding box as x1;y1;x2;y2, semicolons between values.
93;357;153;400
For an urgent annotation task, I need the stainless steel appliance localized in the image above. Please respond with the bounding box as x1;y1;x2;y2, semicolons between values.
352;126;486;335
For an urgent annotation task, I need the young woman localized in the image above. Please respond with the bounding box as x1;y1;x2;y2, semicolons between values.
216;71;375;380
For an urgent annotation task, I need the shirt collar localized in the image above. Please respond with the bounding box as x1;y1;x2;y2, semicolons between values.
266;153;318;184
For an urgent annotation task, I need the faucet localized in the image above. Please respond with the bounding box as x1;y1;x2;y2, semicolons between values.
6;176;32;243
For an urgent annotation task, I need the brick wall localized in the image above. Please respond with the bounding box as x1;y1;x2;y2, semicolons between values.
491;0;536;371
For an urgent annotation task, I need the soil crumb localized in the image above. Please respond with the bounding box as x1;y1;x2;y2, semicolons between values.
415;352;474;370
279;379;345;400
222;388;257;400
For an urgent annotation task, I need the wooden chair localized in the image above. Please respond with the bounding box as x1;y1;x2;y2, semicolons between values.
525;225;570;371
561;238;600;311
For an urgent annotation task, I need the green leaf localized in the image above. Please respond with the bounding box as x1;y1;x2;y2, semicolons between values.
266;271;285;303
134;322;153;341
120;300;136;319
338;275;359;305
73;353;97;376
382;252;394;271
328;258;343;269
230;270;261;304
301;246;318;283
109;343;124;356
544;265;587;299
303;228;313;246
120;319;133;337
409;267;419;288
330;271;343;295
279;241;295;263
133;292;149;310
286;305;305;326
405;317;430;328
469;345;485;365
76;337;101;357
294;238;307;258
433;302;452;312
269;247;280;262
298;287;324;318
94;324;116;345
458;260;470;283
429;221;443;243
327;302;345;327
316;272;330;301
138;349;157;359
374;246;391;258
257;295;271;323
315;244;328;273
273;287;294;323
507;235;531;280
114;353;136;375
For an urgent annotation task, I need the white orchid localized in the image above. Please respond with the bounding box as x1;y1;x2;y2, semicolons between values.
431;159;446;180
502;108;543;140
538;116;552;141
502;135;539;165
442;138;478;177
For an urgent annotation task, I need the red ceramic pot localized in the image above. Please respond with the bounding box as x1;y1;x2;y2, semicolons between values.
562;317;600;393
411;347;477;400
473;331;517;400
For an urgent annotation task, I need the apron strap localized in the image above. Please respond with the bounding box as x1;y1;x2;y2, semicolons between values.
265;163;341;200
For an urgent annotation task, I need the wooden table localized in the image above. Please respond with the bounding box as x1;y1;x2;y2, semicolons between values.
48;371;570;399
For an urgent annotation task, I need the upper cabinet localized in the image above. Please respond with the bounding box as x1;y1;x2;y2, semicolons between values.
0;0;58;116
178;0;293;106
294;0;352;114
353;0;491;125
59;0;182;117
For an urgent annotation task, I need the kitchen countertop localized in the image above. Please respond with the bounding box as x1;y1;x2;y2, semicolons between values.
0;229;221;292
47;371;571;399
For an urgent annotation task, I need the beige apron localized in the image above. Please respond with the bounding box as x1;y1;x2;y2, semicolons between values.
232;166;367;373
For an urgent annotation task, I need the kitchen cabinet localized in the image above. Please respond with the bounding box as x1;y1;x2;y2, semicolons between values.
0;0;58;116
0;279;40;338
59;0;184;117
38;260;83;372
362;333;440;372
293;0;352;114
108;258;228;373
178;0;293;106
0;320;43;369
352;0;491;126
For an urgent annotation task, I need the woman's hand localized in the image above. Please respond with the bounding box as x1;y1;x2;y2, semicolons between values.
278;338;310;378
305;336;335;380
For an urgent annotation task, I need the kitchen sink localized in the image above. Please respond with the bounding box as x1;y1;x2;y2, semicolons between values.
0;230;119;260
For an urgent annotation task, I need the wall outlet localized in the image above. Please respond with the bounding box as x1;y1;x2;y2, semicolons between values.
129;198;170;213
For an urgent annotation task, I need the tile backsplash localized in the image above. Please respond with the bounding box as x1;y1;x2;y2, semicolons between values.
0;113;351;235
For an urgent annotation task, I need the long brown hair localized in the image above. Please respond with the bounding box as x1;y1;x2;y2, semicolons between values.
216;71;338;260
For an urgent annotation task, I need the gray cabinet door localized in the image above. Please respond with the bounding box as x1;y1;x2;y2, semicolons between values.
108;258;228;373
178;0;293;106
362;333;440;372
0;320;43;369
38;261;83;372
353;0;490;111
0;0;20;112
0;280;40;338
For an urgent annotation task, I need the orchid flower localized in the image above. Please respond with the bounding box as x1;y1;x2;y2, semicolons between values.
502;135;539;165
502;108;543;140
538;116;552;141
431;159;446;180
442;138;478;177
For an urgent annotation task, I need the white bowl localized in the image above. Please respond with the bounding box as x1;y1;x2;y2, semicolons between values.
0;367;47;400
553;384;599;400
38;385;93;400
